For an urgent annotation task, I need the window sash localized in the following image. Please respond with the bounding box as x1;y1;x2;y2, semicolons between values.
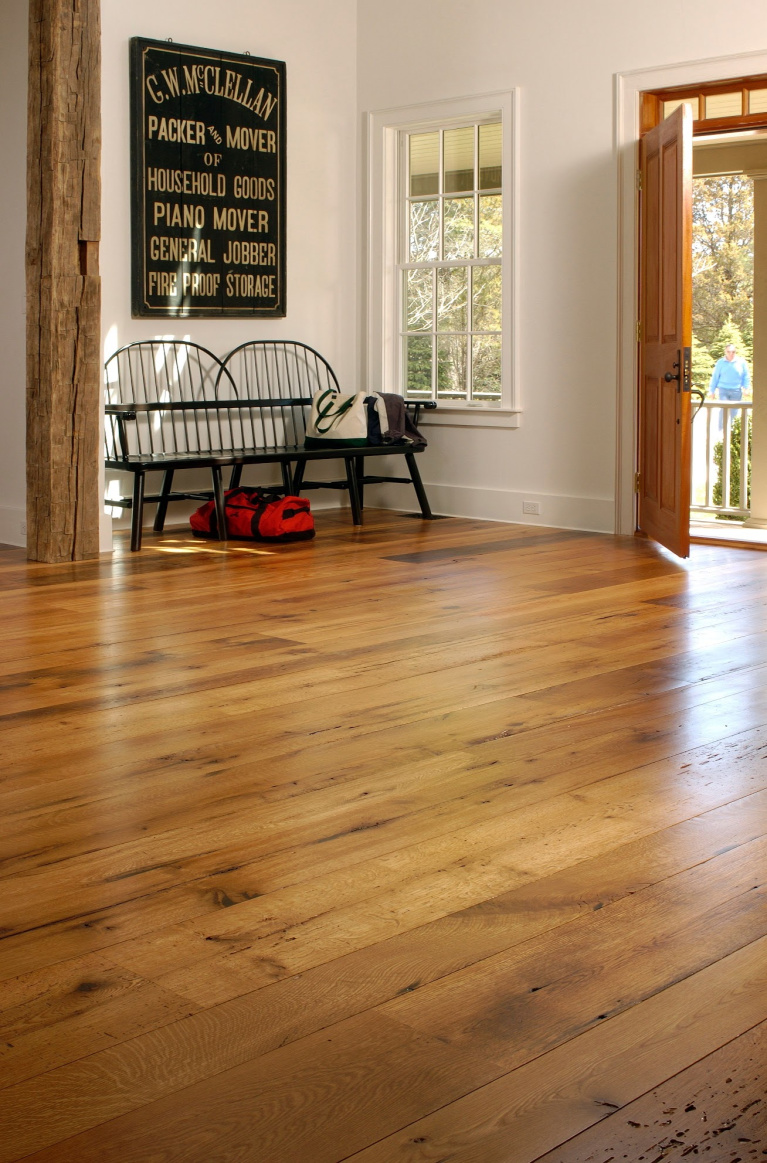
399;122;503;403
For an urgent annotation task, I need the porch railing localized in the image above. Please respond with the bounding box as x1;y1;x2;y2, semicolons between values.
690;399;752;519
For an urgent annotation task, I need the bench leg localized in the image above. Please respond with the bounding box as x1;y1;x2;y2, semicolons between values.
405;452;433;519
292;460;306;494
130;471;145;551
345;458;363;525
281;462;294;494
211;466;227;540
356;456;365;509
229;464;243;489
153;468;175;531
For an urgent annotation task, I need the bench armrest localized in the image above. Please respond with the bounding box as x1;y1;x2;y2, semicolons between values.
404;400;437;425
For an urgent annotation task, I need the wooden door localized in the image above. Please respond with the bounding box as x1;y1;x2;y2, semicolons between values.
638;103;693;558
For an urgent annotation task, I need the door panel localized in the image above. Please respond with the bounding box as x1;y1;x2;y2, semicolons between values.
638;103;693;558
645;152;660;343
661;140;679;341
643;377;659;502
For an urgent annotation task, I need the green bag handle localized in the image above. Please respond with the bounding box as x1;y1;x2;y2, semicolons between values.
313;389;357;434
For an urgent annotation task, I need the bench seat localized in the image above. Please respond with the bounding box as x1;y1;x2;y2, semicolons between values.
104;341;435;550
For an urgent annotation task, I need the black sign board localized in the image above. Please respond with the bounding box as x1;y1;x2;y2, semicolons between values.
130;37;286;317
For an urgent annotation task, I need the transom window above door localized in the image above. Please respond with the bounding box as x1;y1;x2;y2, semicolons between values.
642;74;767;135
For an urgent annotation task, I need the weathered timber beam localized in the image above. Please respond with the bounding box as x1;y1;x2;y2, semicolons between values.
26;0;101;562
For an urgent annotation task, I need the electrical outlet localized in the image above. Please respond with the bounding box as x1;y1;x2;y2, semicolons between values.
19;518;27;536
522;501;540;515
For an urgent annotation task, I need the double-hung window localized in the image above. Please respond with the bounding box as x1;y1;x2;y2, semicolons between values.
367;92;517;425
403;123;502;404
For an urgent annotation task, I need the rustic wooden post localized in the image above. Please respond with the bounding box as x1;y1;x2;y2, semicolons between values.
26;0;101;562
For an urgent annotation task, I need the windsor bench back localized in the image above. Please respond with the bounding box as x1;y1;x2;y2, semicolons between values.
104;339;434;549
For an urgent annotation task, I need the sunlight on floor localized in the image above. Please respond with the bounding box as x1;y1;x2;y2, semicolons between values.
690;519;767;546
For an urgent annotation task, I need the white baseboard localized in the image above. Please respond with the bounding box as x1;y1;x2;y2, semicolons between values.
366;481;615;533
102;479;614;541
0;504;25;547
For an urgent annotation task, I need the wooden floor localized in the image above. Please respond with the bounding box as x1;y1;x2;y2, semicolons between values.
1;509;766;1163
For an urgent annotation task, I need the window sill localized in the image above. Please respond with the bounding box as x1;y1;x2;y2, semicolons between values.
418;406;521;429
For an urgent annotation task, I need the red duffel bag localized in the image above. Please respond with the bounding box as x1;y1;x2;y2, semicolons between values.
190;488;315;541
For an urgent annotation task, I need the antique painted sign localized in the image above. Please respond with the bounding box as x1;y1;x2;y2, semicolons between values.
130;37;286;317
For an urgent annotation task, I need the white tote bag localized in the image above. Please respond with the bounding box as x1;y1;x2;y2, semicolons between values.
306;389;377;447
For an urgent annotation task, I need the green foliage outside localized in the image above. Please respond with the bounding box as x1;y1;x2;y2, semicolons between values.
692;174;754;519
691;335;714;394
693;175;753;370
404;180;502;401
692;175;753;395
712;413;752;514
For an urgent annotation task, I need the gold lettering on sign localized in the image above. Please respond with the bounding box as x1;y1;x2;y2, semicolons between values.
146;169;226;197
233;175;275;200
148;271;179;296
153;203;206;228
225;125;277;152
146;74;164;104
226;273;276;297
222;241;277;265
146;116;206;144
213;207;269;233
161;68;181;98
181;272;221;296
149;236;215;263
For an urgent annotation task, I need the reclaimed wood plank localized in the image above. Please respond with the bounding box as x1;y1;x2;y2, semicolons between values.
26;0;100;563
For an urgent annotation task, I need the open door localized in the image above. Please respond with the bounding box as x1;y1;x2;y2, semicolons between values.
638;103;693;558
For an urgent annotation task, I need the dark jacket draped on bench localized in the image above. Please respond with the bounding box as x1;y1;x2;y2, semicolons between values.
104;340;435;550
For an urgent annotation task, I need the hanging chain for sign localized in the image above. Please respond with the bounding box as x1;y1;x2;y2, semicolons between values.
130;37;286;318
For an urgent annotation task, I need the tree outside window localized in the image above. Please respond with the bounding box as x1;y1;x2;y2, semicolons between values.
401;122;503;404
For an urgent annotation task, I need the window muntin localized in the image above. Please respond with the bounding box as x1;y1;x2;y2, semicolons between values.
401;121;502;404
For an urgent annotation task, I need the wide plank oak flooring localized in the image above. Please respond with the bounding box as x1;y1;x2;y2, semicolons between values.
1;510;765;1162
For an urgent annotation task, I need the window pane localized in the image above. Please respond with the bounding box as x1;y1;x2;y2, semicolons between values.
437;335;468;399
663;97;700;120
405;269;432;331
443;196;474;260
437;266;468;331
479;123;502;190
472;335;502;400
479;195;502;258
472;266;501;330
409;133;439;197
405;335;433;397
409;199;439;262
749;88;767;114
704;92;742;119
444;127;474;193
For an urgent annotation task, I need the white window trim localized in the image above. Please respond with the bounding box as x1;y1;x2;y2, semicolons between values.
365;90;520;427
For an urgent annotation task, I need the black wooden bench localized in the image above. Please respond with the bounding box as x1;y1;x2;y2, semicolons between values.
104;340;435;550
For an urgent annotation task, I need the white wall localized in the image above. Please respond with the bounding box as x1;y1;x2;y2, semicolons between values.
357;0;767;533
101;0;359;543
8;2;767;550
0;0;28;547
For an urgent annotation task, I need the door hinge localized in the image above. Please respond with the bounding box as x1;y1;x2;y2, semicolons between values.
636;169;643;191
634;472;642;493
636;320;642;342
